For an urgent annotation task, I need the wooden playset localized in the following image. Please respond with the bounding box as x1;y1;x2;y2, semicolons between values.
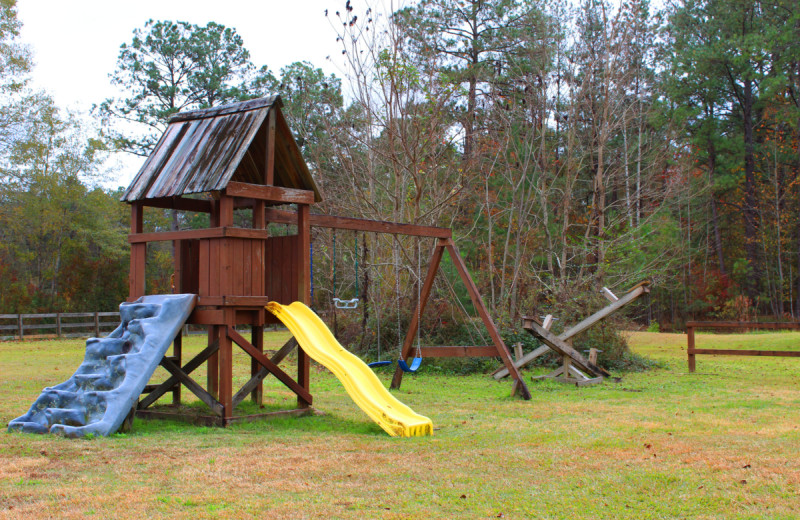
122;96;530;426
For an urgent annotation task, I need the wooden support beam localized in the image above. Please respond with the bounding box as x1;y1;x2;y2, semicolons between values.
159;357;224;417
265;107;276;185
264;208;452;238
172;331;182;405
130;226;276;244
207;326;219;399
390;241;445;390
233;338;298;408
227;326;313;405
139;340;220;409
444;240;531;400
135;196;212;213
419;346;499;357
225;181;315;205
561;285;649;339
494;284;649;380
297;204;311;408
129;202;145;299
250;325;264;406
523;319;611;378
219;315;234;422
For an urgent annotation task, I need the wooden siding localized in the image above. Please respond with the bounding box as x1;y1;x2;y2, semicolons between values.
198;237;267;298
265;235;299;305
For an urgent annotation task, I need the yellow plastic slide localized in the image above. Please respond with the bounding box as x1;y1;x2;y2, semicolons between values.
266;301;433;437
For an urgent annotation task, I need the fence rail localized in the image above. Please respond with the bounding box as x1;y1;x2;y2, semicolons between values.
0;312;121;340
686;321;800;372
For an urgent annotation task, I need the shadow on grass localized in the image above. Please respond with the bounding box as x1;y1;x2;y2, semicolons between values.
127;401;386;438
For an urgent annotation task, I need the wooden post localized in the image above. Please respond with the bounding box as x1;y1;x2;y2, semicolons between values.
56;313;62;338
17;314;23;340
391;241;446;390
207;326;219;399
251;325;264;405
94;312;100;338
514;343;524;362
129;202;146;299
588;347;598;365
265;108;276;186
297;204;311;408
687;324;696;373
172;330;182;405
443;240;531;400
219;311;234;423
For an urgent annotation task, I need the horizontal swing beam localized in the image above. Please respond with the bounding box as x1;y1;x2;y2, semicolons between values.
263;208;452;238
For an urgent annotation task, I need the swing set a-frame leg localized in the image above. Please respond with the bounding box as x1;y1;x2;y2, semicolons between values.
390;238;531;400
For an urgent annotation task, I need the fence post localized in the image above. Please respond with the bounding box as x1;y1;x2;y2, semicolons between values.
56;313;62;338
687;324;695;373
94;312;100;337
17;314;23;340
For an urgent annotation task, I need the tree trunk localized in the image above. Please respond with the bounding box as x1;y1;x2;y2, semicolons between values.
742;77;760;302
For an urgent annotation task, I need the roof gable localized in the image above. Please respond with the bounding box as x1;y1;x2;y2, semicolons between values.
121;95;321;203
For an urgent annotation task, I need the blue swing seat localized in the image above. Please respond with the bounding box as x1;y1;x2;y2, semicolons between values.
398;356;423;373
367;360;393;368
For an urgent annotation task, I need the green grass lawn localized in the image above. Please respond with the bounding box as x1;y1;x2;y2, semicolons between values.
2;330;800;519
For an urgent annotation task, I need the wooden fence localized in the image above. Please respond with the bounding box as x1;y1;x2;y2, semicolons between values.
686;321;800;372
0;312;121;341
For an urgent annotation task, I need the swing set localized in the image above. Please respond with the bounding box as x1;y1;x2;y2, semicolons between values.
324;230;425;373
294;211;531;398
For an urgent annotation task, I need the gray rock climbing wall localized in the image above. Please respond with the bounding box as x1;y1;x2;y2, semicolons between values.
8;294;196;438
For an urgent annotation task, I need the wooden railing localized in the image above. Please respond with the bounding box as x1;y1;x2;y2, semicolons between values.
686;321;800;372
0;312;121;340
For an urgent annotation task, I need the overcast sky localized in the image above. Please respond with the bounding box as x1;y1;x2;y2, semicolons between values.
15;0;364;185
16;0;350;112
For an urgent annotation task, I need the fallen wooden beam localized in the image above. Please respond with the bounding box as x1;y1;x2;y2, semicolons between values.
522;319;611;378
493;283;649;379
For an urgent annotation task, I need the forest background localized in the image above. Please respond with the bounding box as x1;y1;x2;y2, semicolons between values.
1;0;798;341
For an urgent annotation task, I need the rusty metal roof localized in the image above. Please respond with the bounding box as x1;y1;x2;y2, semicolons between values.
121;95;321;203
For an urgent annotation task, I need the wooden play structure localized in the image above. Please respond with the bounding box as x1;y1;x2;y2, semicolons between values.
122;96;530;426
494;282;650;386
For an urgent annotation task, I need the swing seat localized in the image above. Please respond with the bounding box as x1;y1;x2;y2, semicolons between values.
367;360;393;368
398;356;423;373
333;298;359;309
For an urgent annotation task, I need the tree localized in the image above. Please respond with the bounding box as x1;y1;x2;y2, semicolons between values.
0;0;32;157
0;95;128;312
97;20;256;157
395;0;531;163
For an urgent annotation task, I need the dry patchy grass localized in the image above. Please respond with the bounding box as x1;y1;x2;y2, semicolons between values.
1;330;800;518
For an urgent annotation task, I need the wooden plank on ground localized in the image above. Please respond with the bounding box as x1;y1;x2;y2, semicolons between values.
494;284;649;379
